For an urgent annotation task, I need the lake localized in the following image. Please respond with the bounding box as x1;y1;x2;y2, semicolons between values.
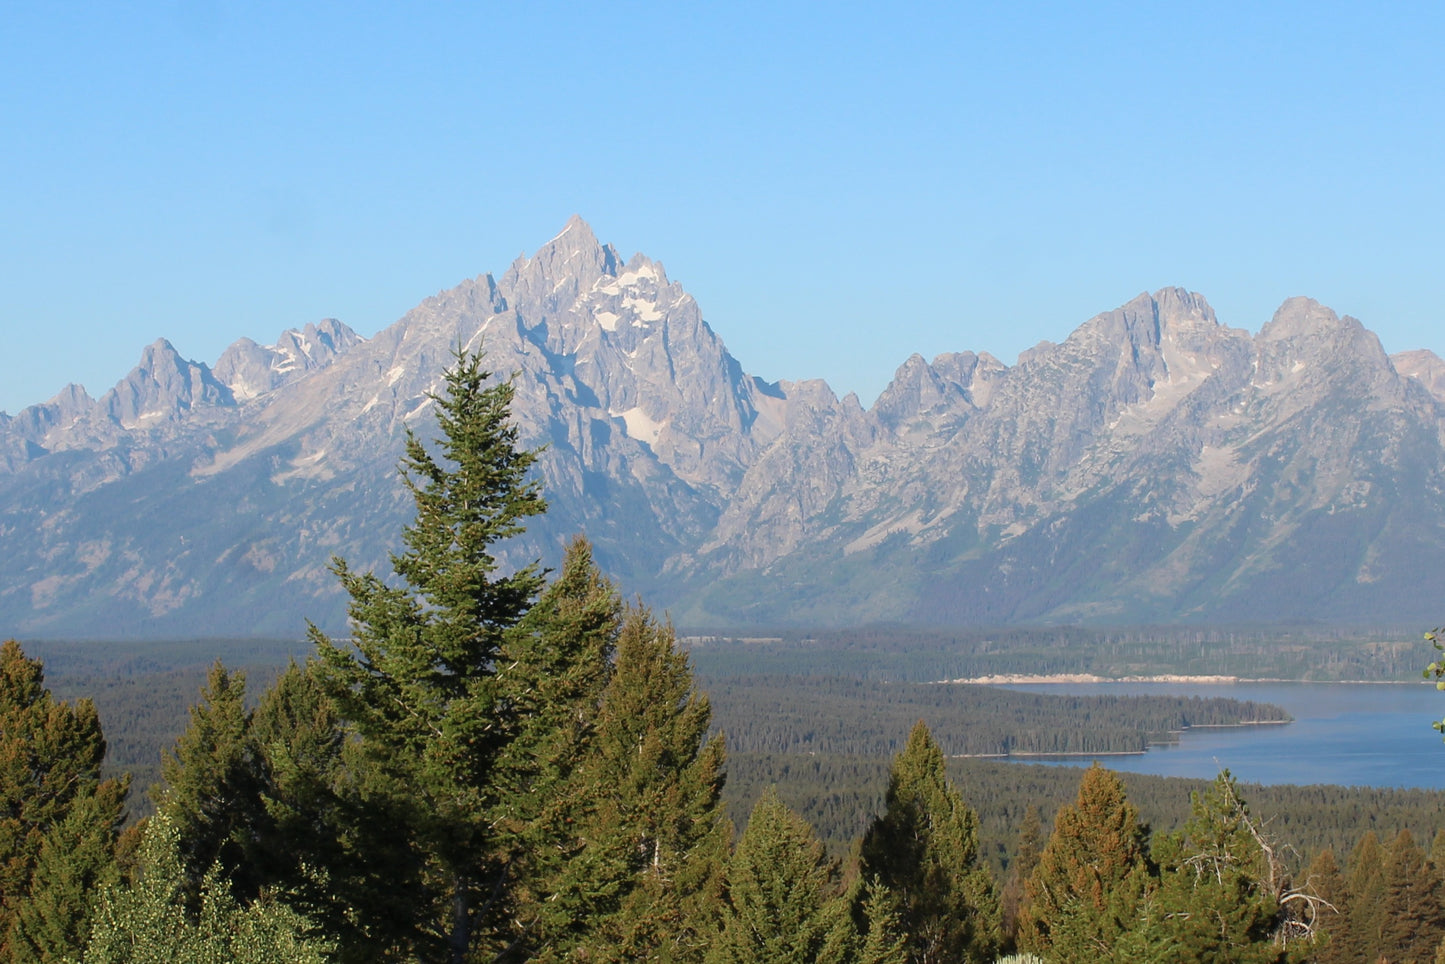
1001;681;1445;789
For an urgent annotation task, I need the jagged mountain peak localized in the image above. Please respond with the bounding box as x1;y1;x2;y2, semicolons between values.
0;383;100;458
499;216;621;310
871;352;976;431
1075;288;1219;349
1259;296;1362;341
553;212;594;243
214;318;363;401
1153;286;1218;325
5;219;1445;635
101;339;233;429
1393;349;1445;404
141;337;180;360
47;382;94;414
1253;297;1392;390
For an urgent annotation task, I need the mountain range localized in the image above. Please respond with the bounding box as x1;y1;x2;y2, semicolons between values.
4;216;1445;638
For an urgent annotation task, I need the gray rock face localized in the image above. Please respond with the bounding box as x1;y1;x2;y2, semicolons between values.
2;219;1444;637
1393;348;1445;404
214;319;362;401
102;339;236;428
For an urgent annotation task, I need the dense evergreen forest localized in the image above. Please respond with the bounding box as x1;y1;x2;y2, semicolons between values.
23;650;1291;818
5;350;1445;962
688;626;1427;684
708;676;1288;756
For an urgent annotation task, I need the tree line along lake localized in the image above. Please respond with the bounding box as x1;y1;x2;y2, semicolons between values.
1000;680;1445;789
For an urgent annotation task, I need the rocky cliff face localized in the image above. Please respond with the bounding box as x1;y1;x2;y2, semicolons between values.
3;218;1444;637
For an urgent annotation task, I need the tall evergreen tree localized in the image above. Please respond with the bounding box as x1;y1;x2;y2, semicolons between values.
577;604;731;962
247;659;416;964
7;766;128;963
246;662;343;915
1141;771;1286;964
156;655;421;963
0;640;127;963
154;661;260;906
1001;804;1043;945
469;543;736;962
858;720;1000;963
487;536;622;954
1378;828;1445;962
1345;830;1387;961
312;347;546;962
1302;848;1348;964
1018;764;1151;963
706;789;857;964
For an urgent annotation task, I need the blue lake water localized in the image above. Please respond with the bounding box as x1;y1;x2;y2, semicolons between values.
1001;682;1445;789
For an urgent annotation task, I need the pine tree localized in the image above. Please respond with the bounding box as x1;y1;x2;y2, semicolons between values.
1378;828;1445;962
850;879;909;964
1302;848;1348;964
1142;771;1286;964
247;661;341;907
0;640;127;962
1017;764;1151;963
486;536;622;956
8;778;128;963
154;661;261;906
155;655;423;962
248;659;411;964
1430;829;1445;888
312;347;546;962
1345;830;1387;961
536;600;730;962
858;720;1000;963
707;789;857;964
1001;804;1043;945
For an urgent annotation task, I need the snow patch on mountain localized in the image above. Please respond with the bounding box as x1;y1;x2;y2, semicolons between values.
614;406;666;446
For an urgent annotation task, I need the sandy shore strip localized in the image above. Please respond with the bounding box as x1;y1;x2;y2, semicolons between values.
941;673;1246;685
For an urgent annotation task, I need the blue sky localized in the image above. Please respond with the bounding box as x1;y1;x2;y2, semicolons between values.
3;1;1443;416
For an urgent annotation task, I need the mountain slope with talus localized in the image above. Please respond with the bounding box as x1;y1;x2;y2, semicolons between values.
2;218;1444;637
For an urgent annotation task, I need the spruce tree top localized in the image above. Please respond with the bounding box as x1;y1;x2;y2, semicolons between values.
314;346;547;786
390;346;547;661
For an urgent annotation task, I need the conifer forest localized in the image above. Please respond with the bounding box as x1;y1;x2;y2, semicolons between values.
6;351;1445;962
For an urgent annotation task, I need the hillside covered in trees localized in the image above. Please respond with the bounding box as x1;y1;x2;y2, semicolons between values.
4;350;1445;963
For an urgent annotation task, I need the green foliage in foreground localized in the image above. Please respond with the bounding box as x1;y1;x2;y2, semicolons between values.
1140;772;1290;963
0;639;130;963
1017;765;1151;962
12;347;1445;962
14;625;1445;963
707;788;908;964
73;814;331;964
859;722;999;963
310;348;549;960
706;788;857;964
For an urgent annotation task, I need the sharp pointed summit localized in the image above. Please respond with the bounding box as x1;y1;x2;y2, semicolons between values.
1;221;1444;636
499;216;619;313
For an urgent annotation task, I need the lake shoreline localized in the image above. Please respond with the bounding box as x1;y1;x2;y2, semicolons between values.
949;719;1292;761
947;680;1445;789
943;673;1427;685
